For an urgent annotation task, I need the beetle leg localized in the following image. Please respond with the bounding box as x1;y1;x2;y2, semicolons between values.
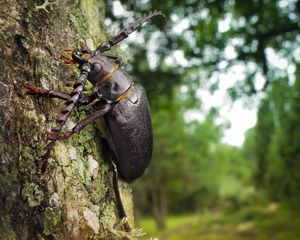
46;130;72;140
111;156;132;232
23;83;96;106
72;104;111;133
24;83;70;100
47;104;112;140
101;139;131;232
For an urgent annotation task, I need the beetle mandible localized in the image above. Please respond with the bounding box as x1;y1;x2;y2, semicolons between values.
24;10;165;231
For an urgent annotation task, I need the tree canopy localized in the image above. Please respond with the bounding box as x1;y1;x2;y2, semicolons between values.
106;0;300;99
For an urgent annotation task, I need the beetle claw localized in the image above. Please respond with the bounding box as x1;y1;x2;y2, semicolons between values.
46;130;72;140
60;48;76;65
23;83;48;95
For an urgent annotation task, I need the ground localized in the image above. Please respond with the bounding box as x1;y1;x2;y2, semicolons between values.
140;204;300;240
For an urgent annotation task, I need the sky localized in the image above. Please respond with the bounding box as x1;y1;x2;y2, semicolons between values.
184;68;258;147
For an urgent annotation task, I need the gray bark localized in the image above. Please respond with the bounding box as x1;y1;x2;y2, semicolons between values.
0;0;137;239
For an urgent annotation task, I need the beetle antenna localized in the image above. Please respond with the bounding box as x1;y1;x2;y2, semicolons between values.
97;10;165;52
41;63;91;173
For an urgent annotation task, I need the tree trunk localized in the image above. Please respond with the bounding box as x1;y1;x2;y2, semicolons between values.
0;0;134;239
148;186;167;230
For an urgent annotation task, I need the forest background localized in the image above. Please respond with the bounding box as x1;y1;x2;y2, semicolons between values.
105;0;300;239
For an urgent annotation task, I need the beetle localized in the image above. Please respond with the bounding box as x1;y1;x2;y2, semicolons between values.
24;10;165;231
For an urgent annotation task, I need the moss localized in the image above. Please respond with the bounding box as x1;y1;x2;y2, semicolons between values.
84;81;94;91
80;0;106;44
68;119;97;183
22;182;44;207
100;202;117;229
41;69;51;80
76;155;90;182
0;216;16;240
24;8;33;24
68;0;106;47
52;123;101;184
68;12;89;40
0;163;18;204
43;207;62;236
68;1;89;40
52;142;73;173
24;109;41;123
59;85;74;94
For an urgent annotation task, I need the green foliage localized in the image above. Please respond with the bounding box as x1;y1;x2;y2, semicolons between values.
184;141;254;211
243;66;300;208
267;65;300;206
105;0;300;229
134;91;254;217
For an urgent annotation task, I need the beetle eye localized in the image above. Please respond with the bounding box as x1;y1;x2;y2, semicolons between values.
113;83;118;91
93;63;102;73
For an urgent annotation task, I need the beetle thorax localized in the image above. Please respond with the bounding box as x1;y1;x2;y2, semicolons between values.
88;54;132;103
87;54;117;85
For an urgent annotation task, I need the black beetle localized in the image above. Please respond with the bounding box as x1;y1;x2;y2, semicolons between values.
24;10;165;231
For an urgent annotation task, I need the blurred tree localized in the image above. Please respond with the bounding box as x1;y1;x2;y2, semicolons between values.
243;68;300;207
106;0;300;98
179;115;223;211
251;96;275;188
266;65;300;207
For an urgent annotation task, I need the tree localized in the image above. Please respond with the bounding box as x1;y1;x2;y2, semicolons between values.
0;1;136;239
242;69;300;206
251;97;275;188
267;65;300;206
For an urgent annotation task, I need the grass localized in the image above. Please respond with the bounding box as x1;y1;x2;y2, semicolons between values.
139;214;199;239
139;204;300;240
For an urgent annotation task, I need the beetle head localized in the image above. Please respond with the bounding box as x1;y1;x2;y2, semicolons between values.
71;49;92;64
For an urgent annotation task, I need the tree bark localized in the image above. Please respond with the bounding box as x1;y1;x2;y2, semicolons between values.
0;0;134;239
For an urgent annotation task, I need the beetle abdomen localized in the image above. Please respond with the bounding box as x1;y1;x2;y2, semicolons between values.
105;84;153;182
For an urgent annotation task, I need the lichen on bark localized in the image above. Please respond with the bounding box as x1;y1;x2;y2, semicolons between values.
0;0;135;239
